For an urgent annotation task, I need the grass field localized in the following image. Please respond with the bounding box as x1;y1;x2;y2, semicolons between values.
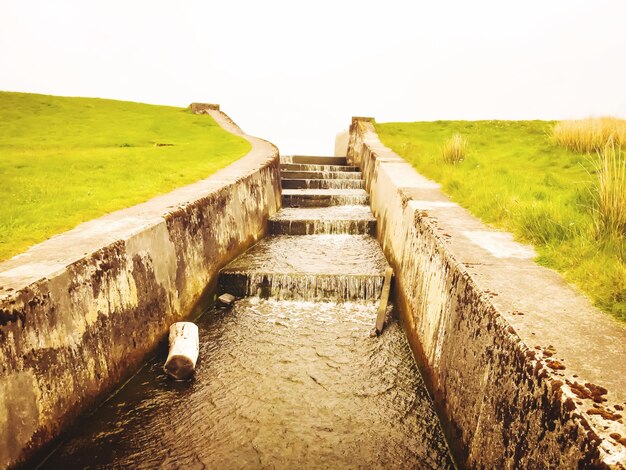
0;92;251;262
376;120;626;322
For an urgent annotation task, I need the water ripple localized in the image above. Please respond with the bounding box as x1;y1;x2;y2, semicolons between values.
43;298;453;469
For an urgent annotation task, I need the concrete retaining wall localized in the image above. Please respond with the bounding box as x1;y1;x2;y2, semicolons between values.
348;117;626;469
0;107;281;468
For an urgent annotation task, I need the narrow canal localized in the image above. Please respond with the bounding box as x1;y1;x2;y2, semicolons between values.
41;156;454;469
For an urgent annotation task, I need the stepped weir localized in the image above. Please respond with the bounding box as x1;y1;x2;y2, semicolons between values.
40;155;454;468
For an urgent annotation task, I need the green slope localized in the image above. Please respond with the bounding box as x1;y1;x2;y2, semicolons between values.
0;91;251;261
376;120;625;322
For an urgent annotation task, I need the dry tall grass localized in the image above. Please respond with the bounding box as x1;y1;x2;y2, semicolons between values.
552;117;626;153
592;141;626;241
442;133;468;164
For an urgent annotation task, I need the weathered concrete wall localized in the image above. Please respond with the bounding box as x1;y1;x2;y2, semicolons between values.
348;117;626;469
0;107;281;469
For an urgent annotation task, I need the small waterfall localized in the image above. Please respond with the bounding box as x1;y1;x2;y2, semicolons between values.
269;218;375;235
220;156;383;303
282;179;365;190
280;163;359;172
239;272;385;302
282;171;363;180
282;193;369;207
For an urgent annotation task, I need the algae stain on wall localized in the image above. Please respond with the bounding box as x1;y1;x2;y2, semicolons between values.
0;372;40;466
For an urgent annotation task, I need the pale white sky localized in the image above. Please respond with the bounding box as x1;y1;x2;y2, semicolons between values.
1;0;625;154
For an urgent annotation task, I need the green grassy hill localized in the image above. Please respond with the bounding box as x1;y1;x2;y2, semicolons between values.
0;92;251;262
376;120;625;322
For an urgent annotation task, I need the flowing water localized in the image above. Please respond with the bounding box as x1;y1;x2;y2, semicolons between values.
281;171;363;180
41;155;454;469
281;179;365;189
282;189;370;207
218;235;389;302
269;206;377;236
42;299;453;469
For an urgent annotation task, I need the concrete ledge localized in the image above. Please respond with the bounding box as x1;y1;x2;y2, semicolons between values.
189;102;220;113
0;108;281;468
348;117;626;468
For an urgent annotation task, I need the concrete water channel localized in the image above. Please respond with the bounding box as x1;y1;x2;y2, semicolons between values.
40;156;455;468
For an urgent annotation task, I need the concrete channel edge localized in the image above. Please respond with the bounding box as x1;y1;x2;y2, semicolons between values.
348;117;626;469
0;105;281;468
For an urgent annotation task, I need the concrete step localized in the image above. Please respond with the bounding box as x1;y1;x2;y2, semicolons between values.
282;189;369;207
281;178;365;190
282;155;348;166
280;163;360;172
218;234;388;301
269;206;376;235
281;170;362;180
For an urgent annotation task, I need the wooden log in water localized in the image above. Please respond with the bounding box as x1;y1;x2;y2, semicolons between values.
164;322;199;380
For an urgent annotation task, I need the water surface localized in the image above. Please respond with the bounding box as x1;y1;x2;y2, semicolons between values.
43;298;453;469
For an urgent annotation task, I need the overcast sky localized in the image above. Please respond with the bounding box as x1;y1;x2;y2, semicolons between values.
2;0;625;154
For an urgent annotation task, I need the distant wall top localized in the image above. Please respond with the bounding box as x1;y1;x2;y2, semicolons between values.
190;103;220;114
